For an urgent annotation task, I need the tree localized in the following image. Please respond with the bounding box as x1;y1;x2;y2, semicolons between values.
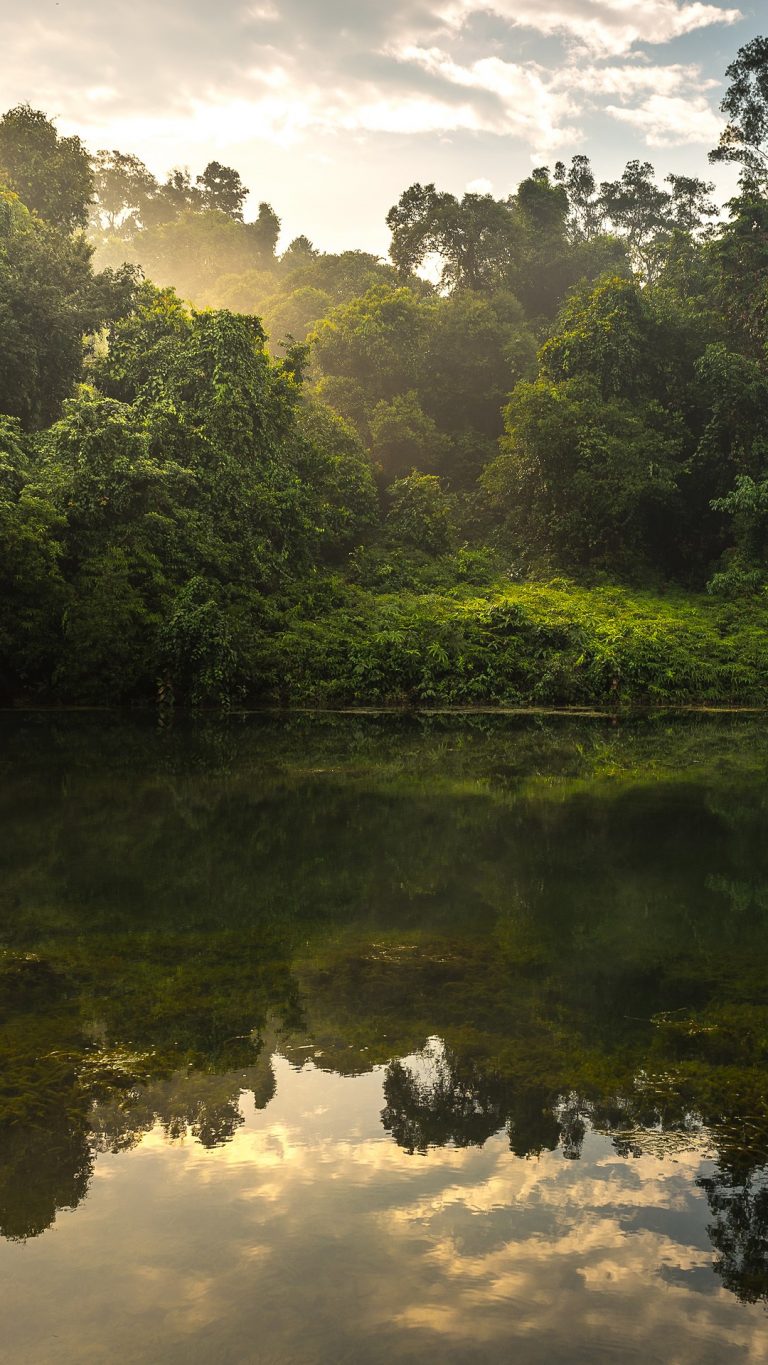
369;392;452;480
282;249;398;303
156;167;201;220
0;187;137;427
246;202;281;260
513;167;568;237
261;284;332;350
94;286;374;586
667;174;717;233
483;375;682;574
101;208;272;304
420;290;535;442
292;399;378;554
554;155;605;241
713;186;768;354
91;150;158;235
0;105;93;232
196;161;248;219
710;36;768;182
598;161;715;282
310;284;427;401
0;415;64;699
385;472;453;555
280;235;318;267
386;182;521;291
541;275;654;400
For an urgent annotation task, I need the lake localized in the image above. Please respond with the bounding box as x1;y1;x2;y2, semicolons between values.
1;711;768;1363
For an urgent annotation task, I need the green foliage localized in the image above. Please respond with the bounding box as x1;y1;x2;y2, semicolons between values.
599;160;716;282
0;186;136;428
158;577;240;706
1;44;768;707
386;183;522;291
311;284;427;400
385;172;629;317
541;275;654;399
0;416;64;697
0;105;93;232
260;579;768;708
484;375;681;575
195;160;249;219
292;399;378;553
261;284;332;349
370;392;451;479
311;284;536;489
712;187;768;352
385;472;453;555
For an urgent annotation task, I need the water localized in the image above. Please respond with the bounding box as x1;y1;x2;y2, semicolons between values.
2;711;768;1363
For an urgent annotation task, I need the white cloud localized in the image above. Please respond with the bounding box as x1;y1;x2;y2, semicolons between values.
554;62;719;97
440;0;742;58
605;93;723;145
466;176;494;192
397;46;582;149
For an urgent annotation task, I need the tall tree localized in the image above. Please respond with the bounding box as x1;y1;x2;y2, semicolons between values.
554;156;605;241
91;149;158;235
386;183;521;291
600;160;714;281
196;161;249;219
0;187;136;427
246;202;281;260
710;36;768;182
0;105;93;232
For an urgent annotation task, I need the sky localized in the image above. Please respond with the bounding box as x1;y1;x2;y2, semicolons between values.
0;0;763;254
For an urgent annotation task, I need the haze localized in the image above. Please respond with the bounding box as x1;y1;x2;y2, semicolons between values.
0;0;761;251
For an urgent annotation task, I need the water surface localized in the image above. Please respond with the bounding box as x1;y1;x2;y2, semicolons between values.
2;712;768;1362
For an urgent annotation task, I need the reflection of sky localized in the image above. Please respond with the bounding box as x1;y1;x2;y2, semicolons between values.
2;1055;767;1364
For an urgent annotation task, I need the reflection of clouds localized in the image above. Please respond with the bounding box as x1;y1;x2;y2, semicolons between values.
3;1057;768;1363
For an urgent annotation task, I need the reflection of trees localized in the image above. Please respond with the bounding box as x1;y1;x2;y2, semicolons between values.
0;1053;278;1241
0;1114;92;1242
700;1165;768;1304
382;1047;511;1153
91;1055;277;1154
0;939;287;1241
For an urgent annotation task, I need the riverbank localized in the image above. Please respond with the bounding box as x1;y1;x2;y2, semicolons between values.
6;574;768;710
250;577;768;708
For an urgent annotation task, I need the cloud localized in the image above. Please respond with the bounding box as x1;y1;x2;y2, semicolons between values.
605;93;723;145
440;0;742;58
395;46;582;149
0;1;734;152
554;62;720;97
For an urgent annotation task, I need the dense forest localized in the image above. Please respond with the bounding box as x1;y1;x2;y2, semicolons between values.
2;36;768;708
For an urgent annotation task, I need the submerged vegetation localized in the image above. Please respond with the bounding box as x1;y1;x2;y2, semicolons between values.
2;38;768;706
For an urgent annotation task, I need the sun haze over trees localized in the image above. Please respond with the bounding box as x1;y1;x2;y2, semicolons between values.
1;34;768;708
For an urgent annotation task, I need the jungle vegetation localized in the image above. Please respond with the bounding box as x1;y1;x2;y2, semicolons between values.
2;36;768;707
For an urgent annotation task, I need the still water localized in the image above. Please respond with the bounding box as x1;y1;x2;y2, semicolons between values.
2;711;768;1362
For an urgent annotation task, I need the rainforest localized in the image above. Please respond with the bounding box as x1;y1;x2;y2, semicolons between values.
3;37;768;709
